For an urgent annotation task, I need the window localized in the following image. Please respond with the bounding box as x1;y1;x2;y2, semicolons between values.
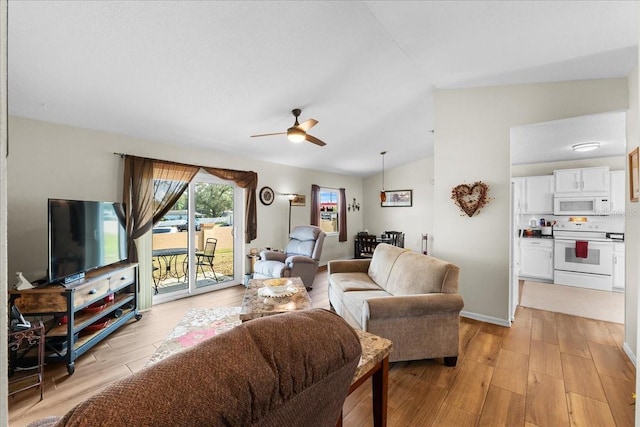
319;188;340;234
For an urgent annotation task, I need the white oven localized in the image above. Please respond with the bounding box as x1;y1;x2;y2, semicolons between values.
553;196;609;215
553;230;613;291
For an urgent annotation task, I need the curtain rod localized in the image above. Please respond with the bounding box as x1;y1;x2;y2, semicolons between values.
112;152;257;178
112;152;211;169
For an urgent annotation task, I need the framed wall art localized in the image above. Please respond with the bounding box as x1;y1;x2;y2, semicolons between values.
630;147;639;202
381;190;412;207
291;194;306;206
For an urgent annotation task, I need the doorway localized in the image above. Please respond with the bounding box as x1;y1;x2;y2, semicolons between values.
152;171;242;304
509;112;627;323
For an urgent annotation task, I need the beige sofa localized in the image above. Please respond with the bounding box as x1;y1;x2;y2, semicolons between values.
27;309;361;427
328;243;464;365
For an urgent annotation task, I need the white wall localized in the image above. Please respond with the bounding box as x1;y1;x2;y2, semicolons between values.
1;0;9;422
627;65;639;367
363;156;434;253
433;78;629;326
7;117;363;284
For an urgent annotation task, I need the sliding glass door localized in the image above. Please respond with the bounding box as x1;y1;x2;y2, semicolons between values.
152;171;242;303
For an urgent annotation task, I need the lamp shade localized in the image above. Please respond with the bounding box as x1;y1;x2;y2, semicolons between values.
287;127;306;143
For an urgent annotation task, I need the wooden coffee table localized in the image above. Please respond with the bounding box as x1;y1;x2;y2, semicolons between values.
239;277;312;322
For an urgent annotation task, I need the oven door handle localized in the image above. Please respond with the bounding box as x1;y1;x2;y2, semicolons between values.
553;238;612;243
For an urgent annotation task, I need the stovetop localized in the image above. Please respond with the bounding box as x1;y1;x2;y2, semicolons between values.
552;217;624;234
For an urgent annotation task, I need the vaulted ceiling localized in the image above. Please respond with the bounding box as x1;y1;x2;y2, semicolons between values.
8;1;638;176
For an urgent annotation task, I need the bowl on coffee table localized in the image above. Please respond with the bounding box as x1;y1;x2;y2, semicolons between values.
263;278;292;295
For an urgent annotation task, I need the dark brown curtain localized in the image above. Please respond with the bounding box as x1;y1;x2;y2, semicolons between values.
123;156;199;262
152;162;199;223
310;184;320;226
123;156;259;263
339;188;347;242
202;166;258;244
123;156;154;262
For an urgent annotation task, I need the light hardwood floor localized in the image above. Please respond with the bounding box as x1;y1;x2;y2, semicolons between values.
9;270;635;426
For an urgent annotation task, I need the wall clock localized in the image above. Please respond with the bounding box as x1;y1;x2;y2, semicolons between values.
259;186;275;206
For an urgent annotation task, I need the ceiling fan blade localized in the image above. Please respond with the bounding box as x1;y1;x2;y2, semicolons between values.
298;118;318;132
250;132;287;138
306;134;326;147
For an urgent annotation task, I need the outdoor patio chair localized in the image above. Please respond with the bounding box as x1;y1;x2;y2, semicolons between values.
152;260;160;294
183;237;219;282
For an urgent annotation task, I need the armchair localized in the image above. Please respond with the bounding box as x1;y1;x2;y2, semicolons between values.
253;225;326;289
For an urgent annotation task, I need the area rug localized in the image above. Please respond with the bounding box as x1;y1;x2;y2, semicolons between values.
520;281;624;324
146;306;241;367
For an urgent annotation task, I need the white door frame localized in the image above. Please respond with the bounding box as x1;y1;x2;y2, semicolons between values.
153;171;243;304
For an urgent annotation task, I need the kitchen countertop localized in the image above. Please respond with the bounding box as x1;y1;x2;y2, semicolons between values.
518;229;554;239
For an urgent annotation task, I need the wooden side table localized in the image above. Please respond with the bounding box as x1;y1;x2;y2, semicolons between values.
337;329;392;427
8;321;45;400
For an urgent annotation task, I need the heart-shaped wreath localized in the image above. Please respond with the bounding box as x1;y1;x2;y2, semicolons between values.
451;181;491;217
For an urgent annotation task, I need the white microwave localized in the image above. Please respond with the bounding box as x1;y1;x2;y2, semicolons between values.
553;196;609;215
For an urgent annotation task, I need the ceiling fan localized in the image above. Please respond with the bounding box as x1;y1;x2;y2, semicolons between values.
251;108;327;146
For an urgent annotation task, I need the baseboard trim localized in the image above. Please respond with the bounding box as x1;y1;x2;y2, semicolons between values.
623;341;637;368
460;310;511;327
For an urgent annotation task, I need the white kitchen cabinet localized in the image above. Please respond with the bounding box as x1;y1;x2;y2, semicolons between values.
609;170;625;215
613;242;625;291
513;175;554;214
554;166;610;194
519;238;553;280
554;169;581;193
523;175;554;214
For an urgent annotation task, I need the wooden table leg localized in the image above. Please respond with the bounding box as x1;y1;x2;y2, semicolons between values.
372;355;389;427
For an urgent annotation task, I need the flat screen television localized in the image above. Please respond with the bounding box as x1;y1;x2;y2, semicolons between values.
48;199;128;285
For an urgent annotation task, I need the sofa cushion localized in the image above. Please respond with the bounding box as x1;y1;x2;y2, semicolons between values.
285;239;317;258
286;226;323;258
290;225;321;241
329;272;381;293
40;309;361;427
253;260;289;278
367;243;407;289
386;252;460;295
343;290;391;330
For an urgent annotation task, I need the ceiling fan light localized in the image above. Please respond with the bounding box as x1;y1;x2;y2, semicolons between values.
572;142;600;152
287;127;306;143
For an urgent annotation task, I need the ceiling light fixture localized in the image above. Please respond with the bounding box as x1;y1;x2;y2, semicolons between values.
572;142;600;152
287;127;306;143
380;151;387;203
